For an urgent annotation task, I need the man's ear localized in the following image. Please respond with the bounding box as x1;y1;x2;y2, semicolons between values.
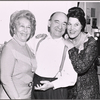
48;20;51;27
48;20;51;32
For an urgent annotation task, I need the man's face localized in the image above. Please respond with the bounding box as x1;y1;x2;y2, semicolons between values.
48;13;67;39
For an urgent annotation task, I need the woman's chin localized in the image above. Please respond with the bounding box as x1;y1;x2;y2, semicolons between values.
69;36;75;40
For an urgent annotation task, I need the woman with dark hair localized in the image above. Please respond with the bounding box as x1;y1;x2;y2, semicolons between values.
66;7;100;99
0;10;37;99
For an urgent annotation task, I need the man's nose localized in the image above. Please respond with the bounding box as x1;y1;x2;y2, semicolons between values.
58;24;62;29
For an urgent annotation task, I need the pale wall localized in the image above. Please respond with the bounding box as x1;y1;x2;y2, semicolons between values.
0;1;77;45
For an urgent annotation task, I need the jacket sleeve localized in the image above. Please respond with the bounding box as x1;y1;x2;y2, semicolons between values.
51;67;77;89
51;51;77;89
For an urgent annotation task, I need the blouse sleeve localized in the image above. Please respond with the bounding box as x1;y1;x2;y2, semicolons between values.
68;38;98;74
1;45;20;99
51;50;77;89
51;65;77;89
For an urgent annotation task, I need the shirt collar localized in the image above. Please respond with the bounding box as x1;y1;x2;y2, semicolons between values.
47;32;64;42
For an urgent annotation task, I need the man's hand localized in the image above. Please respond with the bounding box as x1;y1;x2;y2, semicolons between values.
0;41;7;53
35;34;47;39
34;81;54;91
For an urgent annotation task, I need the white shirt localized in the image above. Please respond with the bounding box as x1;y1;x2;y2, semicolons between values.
28;33;77;89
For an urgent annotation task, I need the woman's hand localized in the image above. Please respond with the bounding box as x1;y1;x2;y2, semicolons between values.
64;39;74;50
34;81;54;91
0;41;7;53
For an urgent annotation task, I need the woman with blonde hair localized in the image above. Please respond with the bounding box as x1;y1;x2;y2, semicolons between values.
0;10;37;99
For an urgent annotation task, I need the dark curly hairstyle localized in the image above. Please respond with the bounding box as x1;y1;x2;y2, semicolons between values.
67;7;86;32
10;10;36;41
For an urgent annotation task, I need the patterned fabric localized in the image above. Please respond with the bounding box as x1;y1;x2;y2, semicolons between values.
68;37;100;99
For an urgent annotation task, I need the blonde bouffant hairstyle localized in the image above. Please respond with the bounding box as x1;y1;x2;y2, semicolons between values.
9;10;36;41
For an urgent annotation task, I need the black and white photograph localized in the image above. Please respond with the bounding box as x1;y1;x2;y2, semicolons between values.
0;1;100;99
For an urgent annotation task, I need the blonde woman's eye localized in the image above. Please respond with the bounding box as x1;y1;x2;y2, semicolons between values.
27;27;31;29
20;25;24;28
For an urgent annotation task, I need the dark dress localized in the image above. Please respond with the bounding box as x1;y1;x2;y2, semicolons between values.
68;37;100;99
